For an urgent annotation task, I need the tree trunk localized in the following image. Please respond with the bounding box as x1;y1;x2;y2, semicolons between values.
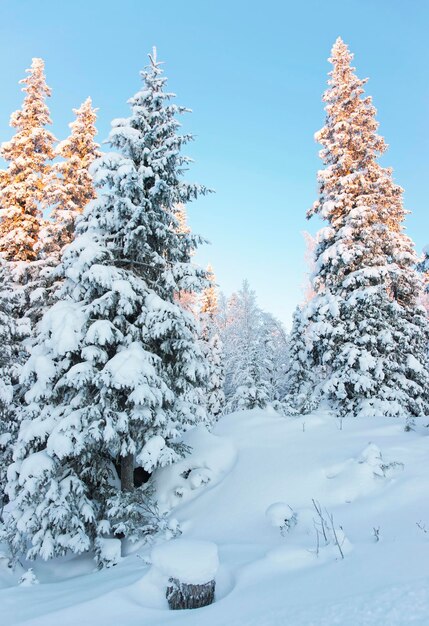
166;578;215;610
120;453;134;492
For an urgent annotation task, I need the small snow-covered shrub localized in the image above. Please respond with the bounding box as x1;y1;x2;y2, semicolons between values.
19;568;39;586
265;502;297;536
359;443;404;478
94;537;121;568
106;483;181;548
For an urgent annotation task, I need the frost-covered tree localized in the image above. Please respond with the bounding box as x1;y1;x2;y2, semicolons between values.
260;311;289;406
305;38;429;418
44;97;100;260
0;58;55;262
0;60;55;494
283;306;317;415
199;266;225;420
223;281;273;412
6;49;209;564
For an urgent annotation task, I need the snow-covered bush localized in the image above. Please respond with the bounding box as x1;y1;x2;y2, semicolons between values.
106;483;181;548
265;502;297;536
19;568;39;586
94;538;121;569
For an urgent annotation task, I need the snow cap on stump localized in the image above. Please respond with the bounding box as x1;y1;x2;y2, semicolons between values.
151;539;219;585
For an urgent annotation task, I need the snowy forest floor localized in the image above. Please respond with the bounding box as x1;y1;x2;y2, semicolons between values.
2;408;429;625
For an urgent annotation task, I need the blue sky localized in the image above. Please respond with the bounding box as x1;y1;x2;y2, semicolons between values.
0;0;428;327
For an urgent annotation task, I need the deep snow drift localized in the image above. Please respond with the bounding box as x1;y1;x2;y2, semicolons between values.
2;408;429;625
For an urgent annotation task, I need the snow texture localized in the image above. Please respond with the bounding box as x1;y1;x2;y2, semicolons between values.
3;408;429;625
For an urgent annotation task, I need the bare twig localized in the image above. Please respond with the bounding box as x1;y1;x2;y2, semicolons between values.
327;511;344;559
312;499;328;544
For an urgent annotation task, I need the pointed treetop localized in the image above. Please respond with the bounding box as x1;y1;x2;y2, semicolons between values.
70;97;99;128
148;46;164;71
20;57;51;94
329;36;354;67
81;96;96;110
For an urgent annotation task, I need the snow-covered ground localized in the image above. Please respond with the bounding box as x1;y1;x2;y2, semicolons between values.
2;408;429;625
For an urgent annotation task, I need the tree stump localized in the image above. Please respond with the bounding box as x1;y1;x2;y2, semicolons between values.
151;538;219;610
166;577;215;610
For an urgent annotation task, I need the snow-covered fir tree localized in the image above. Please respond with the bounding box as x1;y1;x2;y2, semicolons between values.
0;58;55;262
44;97;100;260
0;60;56;502
283;306;317;415
304;38;429;419
260;311;289;406
223;281;274;412
6;49;209;564
199;265;225;420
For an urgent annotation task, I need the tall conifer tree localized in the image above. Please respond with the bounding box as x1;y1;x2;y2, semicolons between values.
305;38;429;418
0;60;56;501
0;58;55;262
7;50;209;563
44;97;100;260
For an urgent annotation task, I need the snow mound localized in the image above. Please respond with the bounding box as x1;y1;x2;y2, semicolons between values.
265;502;295;527
3;409;429;626
324;442;403;502
155;426;237;511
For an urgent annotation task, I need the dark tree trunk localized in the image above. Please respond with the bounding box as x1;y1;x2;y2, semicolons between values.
166;578;215;610
120;453;134;492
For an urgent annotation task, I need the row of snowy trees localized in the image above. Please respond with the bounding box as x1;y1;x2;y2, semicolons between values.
0;51;231;566
0;37;428;568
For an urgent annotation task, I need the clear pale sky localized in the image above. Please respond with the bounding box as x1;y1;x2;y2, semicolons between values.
0;0;428;327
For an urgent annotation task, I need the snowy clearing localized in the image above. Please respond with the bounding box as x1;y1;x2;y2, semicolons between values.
2;408;429;625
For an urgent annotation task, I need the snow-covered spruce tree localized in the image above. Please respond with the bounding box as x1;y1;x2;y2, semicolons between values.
305;38;429;418
260;311;289;406
283;306;317;415
199;265;225;420
7;50;209;564
0;58;55;263
0;60;55;506
224;281;273;412
43;97;100;261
